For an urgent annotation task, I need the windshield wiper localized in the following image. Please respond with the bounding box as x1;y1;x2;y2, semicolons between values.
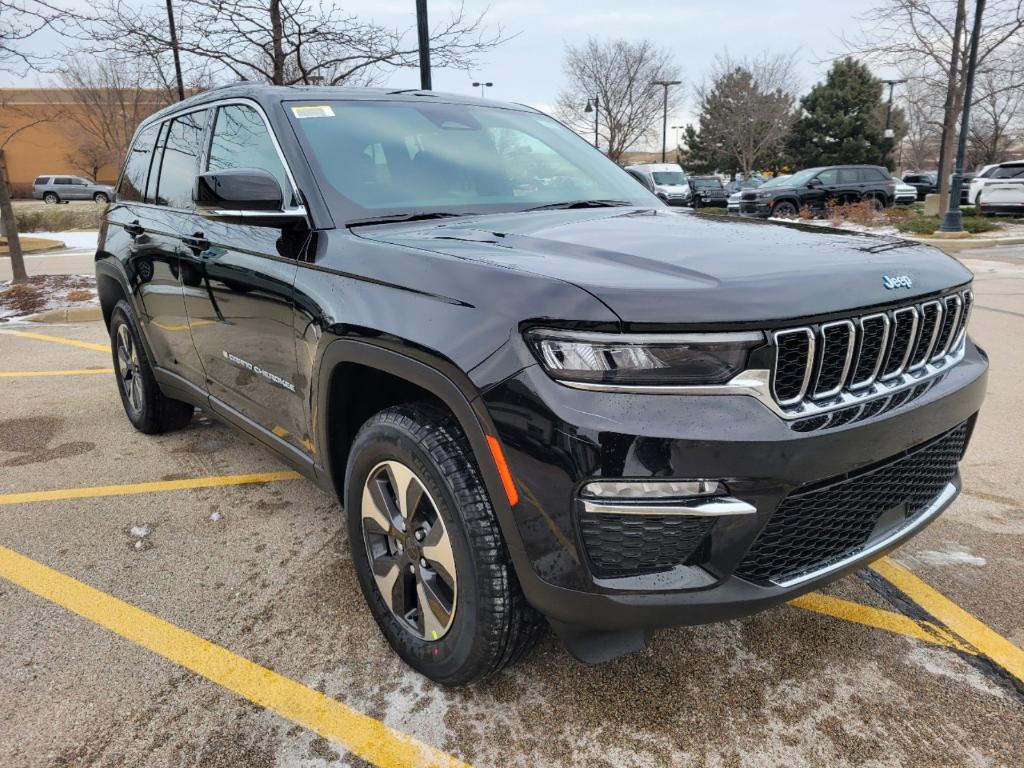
521;199;634;212
348;211;470;227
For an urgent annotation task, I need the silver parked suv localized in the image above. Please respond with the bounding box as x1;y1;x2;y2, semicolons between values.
32;175;114;204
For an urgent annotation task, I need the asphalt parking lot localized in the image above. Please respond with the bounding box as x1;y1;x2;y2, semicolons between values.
1;252;1023;768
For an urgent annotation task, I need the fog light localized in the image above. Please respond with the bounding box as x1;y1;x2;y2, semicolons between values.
580;480;724;499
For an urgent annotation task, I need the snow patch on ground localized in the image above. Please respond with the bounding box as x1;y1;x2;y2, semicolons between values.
22;230;100;250
912;542;987;567
0;273;98;321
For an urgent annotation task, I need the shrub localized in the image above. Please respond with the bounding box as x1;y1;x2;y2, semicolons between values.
825;199;882;227
13;205;103;233
894;215;999;235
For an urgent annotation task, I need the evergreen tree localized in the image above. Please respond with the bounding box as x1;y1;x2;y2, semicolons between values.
787;58;903;168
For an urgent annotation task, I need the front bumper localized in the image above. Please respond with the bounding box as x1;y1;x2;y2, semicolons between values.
739;200;771;217
979;203;1024;215
482;339;987;632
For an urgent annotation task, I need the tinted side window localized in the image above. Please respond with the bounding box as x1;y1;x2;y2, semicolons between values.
154;110;208;208
816;169;838;185
208;104;290;199
838;168;859;183
119;124;161;202
54;176;73;185
861;168;888;182
992;165;1024;179
34;176;49;185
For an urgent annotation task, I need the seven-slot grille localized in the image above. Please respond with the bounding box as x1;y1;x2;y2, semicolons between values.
770;288;972;409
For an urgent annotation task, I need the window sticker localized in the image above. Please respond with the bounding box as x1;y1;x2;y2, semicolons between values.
291;105;335;119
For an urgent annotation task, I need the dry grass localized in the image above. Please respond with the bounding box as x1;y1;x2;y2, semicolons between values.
0;236;65;254
13;205;104;233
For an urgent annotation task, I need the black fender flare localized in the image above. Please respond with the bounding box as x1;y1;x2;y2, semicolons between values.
312;338;533;571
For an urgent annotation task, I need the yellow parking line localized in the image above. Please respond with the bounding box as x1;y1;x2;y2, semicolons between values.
790;592;974;653
871;557;1024;683
0;471;302;506
0;368;114;378
0;545;468;768
0;330;110;352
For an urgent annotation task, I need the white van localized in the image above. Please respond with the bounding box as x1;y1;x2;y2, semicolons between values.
623;163;691;206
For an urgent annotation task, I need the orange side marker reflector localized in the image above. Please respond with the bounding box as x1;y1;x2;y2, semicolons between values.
485;435;519;507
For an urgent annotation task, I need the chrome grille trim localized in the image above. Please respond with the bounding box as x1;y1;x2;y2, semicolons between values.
909;300;943;371
953;290;973;348
771;328;815;406
880;306;919;381
933;293;963;360
849;313;890;391
813;320;856;399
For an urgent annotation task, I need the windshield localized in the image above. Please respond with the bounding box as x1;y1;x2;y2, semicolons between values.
782;168;821;187
286;100;654;222
692;178;722;189
652;171;687;185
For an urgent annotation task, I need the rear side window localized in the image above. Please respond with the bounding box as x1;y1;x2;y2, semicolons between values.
838;168;859;183
54;176;73;185
154;110;208;208
34;176;50;185
992;165;1024;179
861;168;888;182
119;124;161;202
208;104;290;199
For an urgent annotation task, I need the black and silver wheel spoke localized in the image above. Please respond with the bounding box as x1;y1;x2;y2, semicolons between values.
117;325;143;414
361;459;458;642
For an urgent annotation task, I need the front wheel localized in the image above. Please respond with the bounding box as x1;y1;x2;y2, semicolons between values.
109;300;194;434
346;403;543;686
43;192;59;204
771;200;798;217
94;192;110;204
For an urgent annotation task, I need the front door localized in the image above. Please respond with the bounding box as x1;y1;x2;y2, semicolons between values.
180;102;309;458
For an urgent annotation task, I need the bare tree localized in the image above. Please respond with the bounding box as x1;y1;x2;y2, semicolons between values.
55;58;173;182
895;64;946;172
684;53;797;177
847;0;1024;213
85;0;507;87
556;38;682;163
968;65;1024;166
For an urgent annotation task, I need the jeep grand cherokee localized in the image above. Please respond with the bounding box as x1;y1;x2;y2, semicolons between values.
96;85;987;686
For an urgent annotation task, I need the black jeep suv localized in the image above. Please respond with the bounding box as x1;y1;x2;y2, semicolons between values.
97;86;986;686
740;165;897;217
686;176;729;208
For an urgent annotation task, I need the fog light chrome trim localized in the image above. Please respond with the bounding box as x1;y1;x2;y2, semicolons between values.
581;498;756;517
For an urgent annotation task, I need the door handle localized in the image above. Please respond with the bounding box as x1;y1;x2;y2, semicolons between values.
124;220;144;237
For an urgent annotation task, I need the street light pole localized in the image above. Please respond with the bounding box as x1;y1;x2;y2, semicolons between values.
880;78;906;169
472;81;493;98
584;96;600;150
415;0;432;90
940;0;986;233
652;80;681;163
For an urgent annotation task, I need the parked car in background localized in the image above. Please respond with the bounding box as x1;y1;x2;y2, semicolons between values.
977;161;1024;216
966;164;999;205
901;171;937;201
623;163;691;206
687;176;728;208
33;175;114;204
727;177;771;213
894;179;918;204
740;165;896;218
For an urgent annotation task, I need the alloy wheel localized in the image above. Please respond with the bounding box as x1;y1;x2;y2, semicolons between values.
116;324;144;417
361;460;458;641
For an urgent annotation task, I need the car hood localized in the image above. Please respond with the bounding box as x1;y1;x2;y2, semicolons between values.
353;208;973;325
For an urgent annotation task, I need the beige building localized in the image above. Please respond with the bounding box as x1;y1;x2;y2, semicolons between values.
0;87;167;197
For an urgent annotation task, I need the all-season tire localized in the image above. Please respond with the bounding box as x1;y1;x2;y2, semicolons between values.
94;192;110;204
109;300;194;434
345;403;543;686
771;200;797;217
43;192;59;204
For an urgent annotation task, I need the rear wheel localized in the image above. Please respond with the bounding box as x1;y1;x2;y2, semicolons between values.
43;192;59;204
93;192;110;204
346;403;543;686
109;300;194;434
868;196;885;212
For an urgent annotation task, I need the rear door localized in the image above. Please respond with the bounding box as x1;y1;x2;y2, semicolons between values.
52;176;79;200
179;101;308;457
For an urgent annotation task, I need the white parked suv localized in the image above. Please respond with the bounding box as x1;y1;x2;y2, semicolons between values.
977;160;1024;216
623;163;691;206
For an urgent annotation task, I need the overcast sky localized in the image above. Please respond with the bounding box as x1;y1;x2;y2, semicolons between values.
4;0;888;133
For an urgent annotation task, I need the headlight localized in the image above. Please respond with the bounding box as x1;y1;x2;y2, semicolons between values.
756;190;773;199
526;330;764;386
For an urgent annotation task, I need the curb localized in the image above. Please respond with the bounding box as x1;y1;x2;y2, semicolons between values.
0;238;67;254
22;305;103;323
910;236;1024;253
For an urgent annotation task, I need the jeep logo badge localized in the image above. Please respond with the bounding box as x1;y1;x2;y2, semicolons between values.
882;275;913;290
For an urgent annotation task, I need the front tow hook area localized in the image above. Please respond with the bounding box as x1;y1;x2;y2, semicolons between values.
548;620;653;665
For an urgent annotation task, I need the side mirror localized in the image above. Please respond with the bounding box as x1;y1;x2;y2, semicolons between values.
194;168;305;222
807;178;822;188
